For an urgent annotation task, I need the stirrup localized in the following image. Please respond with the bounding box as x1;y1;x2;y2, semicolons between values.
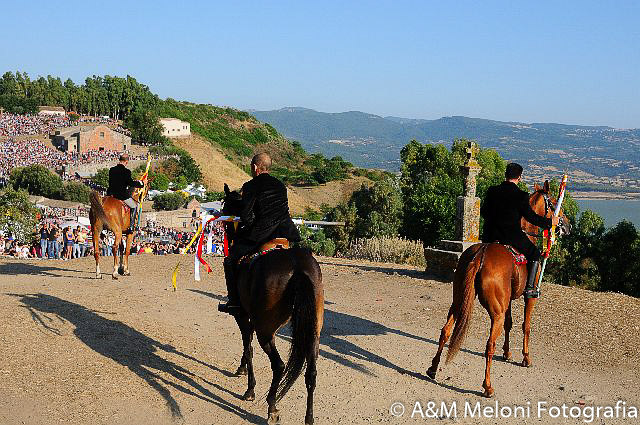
524;288;540;299
218;303;242;315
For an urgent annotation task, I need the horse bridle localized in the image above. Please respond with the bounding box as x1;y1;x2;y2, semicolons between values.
523;192;558;239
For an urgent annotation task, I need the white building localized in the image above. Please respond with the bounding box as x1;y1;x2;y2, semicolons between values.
38;106;66;116
160;117;191;137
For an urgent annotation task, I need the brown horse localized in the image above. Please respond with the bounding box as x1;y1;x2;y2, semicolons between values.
426;181;571;397
89;178;150;280
222;185;324;425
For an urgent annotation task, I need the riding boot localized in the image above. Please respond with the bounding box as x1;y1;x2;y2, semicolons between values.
126;206;137;235
218;257;242;314
524;260;541;299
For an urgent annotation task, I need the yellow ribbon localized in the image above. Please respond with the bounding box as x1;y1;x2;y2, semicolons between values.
171;224;203;291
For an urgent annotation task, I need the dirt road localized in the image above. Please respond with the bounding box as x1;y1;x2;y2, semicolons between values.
0;255;638;424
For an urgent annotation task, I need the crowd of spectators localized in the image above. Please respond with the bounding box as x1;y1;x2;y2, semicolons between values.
0;138;148;180
0;113;69;137
0;219;226;259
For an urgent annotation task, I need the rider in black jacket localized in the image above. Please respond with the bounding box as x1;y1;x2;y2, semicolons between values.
481;163;559;299
218;153;301;314
107;154;144;234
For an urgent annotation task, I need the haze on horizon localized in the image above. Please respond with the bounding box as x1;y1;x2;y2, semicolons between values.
1;0;639;128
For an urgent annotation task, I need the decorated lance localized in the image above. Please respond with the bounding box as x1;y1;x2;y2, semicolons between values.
537;174;568;291
135;153;153;229
171;213;241;290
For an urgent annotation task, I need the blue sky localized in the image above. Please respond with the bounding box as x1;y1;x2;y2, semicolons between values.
2;0;639;127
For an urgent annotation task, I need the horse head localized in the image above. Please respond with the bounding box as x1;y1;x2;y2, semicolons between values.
528;180;572;237
222;183;243;242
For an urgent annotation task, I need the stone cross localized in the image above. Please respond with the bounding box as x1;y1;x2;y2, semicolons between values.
455;141;482;242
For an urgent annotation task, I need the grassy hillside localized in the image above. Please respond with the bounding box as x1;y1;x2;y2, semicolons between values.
156;99;307;172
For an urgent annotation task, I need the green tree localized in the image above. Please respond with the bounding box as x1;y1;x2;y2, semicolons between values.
0;188;38;244
91;168;110;188
151;173;170;191
60;181;91;204
10;165;63;199
173;175;188;190
596;221;640;297
126;108;167;145
153;192;184;211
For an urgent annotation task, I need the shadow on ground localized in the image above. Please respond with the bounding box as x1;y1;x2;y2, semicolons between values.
0;260;90;279
9;293;263;423
188;289;500;396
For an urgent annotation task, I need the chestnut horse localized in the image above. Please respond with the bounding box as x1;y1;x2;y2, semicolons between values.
426;181;571;397
222;184;324;425
89;178;150;280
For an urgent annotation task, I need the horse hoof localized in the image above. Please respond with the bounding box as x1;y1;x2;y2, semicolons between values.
123;271;131;276
235;365;248;376
426;368;437;380
242;389;255;401
521;356;532;367
305;414;314;425
267;410;280;425
483;387;494;398
112;275;118;280
503;351;512;361
96;274;102;279
118;267;125;275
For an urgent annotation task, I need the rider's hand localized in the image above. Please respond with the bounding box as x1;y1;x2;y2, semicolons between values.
551;216;560;227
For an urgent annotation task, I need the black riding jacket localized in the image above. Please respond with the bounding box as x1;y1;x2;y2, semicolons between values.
481;181;552;247
107;163;143;201
237;173;300;244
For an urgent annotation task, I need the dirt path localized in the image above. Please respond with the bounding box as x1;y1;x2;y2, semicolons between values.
0;255;638;424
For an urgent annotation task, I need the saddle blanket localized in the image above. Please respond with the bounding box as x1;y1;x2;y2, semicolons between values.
504;245;527;265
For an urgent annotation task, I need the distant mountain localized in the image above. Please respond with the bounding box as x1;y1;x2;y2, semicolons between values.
250;108;640;192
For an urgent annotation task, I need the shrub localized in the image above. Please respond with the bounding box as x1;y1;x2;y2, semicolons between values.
298;226;336;257
153;192;184;211
342;236;425;267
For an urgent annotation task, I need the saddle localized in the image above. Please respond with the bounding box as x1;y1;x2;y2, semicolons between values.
238;238;290;266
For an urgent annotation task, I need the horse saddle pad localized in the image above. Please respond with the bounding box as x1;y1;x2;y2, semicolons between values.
503;244;527;265
238;238;290;266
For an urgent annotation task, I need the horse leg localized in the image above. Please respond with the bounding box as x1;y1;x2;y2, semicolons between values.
502;303;513;360
259;335;285;425
482;313;505;398
92;223;103;279
304;338;319;425
426;305;456;379
521;297;537;367
235;314;256;401
123;233;133;275
112;232;122;280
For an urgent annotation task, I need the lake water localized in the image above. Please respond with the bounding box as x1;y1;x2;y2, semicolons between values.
575;199;640;228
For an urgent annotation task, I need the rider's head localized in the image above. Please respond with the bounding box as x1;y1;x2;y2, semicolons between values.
119;153;129;165
251;153;272;177
505;162;523;183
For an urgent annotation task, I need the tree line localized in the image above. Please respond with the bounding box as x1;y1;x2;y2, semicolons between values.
0;71;158;119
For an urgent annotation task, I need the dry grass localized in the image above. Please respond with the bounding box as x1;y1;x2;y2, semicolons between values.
342;236;426;267
173;134;369;215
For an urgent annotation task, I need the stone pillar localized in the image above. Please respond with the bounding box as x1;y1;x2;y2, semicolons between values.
455;142;482;242
424;141;483;281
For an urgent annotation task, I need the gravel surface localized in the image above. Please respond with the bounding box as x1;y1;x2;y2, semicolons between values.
0;255;638;424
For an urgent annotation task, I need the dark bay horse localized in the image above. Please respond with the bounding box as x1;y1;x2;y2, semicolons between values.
89;178;150;280
222;184;324;425
426;181;571;397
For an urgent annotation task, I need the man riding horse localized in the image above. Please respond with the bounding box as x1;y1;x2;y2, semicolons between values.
107;153;145;235
218;152;301;315
480;162;560;298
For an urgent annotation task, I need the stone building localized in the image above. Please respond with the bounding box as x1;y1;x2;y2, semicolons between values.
38;106;66;116
52;125;131;153
160;118;191;137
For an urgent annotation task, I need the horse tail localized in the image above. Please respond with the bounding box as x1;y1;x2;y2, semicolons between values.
276;256;322;402
90;191;110;226
446;244;487;364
